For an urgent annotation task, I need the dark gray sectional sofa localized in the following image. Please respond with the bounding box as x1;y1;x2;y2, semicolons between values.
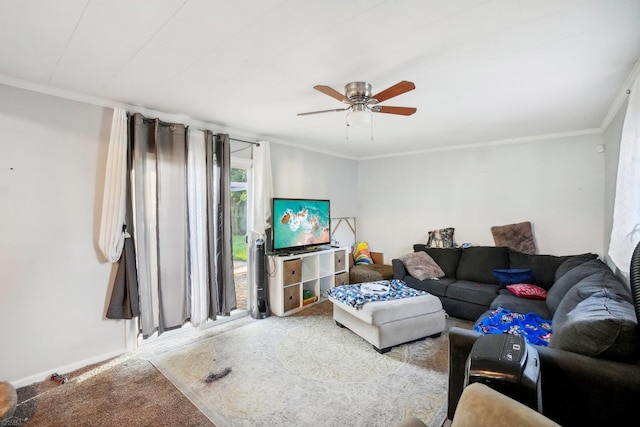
392;244;599;321
392;245;640;426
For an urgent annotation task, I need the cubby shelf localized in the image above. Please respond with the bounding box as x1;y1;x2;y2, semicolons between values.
268;247;349;316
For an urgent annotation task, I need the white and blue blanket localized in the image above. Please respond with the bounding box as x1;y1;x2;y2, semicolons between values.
328;279;429;309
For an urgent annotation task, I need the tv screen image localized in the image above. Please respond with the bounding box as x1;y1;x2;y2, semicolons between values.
272;198;330;251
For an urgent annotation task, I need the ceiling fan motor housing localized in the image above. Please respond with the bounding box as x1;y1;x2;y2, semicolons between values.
345;82;372;103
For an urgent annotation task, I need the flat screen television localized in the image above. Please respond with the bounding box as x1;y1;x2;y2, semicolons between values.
272;198;331;253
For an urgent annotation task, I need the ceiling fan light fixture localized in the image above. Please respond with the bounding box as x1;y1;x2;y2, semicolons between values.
346;104;371;127
299;80;415;141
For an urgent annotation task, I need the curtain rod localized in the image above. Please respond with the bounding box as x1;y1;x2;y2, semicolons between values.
230;137;260;147
129;112;261;147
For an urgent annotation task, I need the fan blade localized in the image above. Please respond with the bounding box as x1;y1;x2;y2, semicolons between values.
371;81;415;103
314;85;349;103
297;107;350;116
371;106;417;116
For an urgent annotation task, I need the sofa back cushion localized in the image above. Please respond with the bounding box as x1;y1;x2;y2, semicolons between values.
413;245;462;278
546;259;609;313
550;289;638;362
552;270;632;326
456;246;509;284
508;250;572;289
554;253;599;281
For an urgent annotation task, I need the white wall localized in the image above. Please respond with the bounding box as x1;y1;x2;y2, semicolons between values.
0;85;359;386
269;142;358;236
0;84;126;386
356;134;606;261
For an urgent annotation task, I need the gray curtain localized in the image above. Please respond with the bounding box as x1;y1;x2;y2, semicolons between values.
207;132;236;317
109;114;237;336
130;113;189;337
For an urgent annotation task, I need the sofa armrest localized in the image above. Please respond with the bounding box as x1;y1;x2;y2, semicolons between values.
448;327;640;426
448;327;480;420
535;345;640;426
392;259;407;280
451;383;559;427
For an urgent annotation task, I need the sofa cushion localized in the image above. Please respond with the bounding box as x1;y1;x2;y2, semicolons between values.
546;259;609;313
446;280;500;306
490;291;552;319
553;253;599;281
493;269;536;288
398;251;445;280
457;247;509;284
402;275;454;297
549;289;639;362
413;245;462;278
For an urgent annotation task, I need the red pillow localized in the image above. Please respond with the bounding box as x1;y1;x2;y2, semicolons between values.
506;283;548;300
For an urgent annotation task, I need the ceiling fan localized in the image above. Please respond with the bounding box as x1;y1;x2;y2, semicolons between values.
298;80;417;122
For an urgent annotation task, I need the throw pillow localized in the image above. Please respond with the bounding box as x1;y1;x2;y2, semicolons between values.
491;221;537;254
506;284;548;300
426;227;455;248
352;241;373;265
493;268;536;288
398;251;445;281
413;245;462;277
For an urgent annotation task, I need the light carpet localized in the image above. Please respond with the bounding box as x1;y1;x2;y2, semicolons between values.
151;301;451;427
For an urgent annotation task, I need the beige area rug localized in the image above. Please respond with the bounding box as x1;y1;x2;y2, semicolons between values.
151;301;455;427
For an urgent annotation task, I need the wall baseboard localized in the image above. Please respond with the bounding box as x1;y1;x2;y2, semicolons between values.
11;349;126;389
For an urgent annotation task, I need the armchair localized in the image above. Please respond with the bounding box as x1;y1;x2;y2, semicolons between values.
349;250;393;284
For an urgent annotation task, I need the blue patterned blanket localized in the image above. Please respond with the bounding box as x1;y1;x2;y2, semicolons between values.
328;279;429;309
474;307;553;346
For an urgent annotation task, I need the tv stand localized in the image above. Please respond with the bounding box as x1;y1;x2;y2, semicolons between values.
275;245;330;256
268;247;349;316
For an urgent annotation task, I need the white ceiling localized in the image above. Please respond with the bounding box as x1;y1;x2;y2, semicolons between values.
1;0;639;159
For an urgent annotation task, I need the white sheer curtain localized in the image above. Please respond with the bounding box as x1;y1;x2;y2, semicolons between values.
103;108;140;321
609;76;640;277
187;129;209;327
247;141;273;310
98;107;128;262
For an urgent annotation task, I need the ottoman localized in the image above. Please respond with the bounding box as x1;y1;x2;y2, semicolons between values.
329;293;446;353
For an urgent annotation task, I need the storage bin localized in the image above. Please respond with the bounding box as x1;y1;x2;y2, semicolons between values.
283;258;302;286
335;271;349;287
334;250;346;271
284;284;301;312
